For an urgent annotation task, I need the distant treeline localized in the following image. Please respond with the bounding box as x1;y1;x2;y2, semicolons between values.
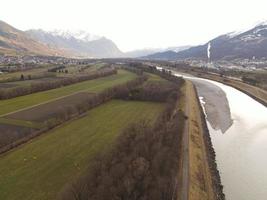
128;62;185;85
0;68;117;100
47;65;66;72
61;79;185;200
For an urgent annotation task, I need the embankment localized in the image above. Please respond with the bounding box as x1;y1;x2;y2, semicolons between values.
193;84;225;200
186;80;225;200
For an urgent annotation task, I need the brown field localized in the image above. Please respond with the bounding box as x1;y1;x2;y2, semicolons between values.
7;92;95;122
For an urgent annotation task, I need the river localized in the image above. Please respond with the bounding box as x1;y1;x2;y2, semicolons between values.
170;69;267;200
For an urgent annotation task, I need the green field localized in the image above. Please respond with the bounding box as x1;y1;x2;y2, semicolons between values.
0;100;165;200
0;70;136;116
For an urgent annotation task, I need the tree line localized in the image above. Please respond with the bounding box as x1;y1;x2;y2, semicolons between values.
128;62;185;85
60;79;185;200
117;81;180;102
0;68;117;100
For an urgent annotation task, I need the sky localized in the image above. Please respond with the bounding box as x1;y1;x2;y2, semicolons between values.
1;0;267;52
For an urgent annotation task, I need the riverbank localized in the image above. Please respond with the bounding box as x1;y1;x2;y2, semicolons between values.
184;81;224;200
178;69;267;107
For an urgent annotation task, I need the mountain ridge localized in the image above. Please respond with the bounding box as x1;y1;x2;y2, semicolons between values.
0;20;123;58
145;21;267;61
26;29;123;58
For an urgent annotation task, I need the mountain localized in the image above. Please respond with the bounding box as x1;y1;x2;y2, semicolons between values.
176;21;267;61
0;20;65;56
124;48;161;58
143;50;178;60
165;45;192;52
26;29;123;58
143;46;191;60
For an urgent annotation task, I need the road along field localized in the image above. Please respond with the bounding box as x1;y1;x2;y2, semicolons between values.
0;69;136;116
0;100;165;200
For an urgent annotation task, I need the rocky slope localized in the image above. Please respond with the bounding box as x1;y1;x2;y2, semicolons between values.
0;20;65;56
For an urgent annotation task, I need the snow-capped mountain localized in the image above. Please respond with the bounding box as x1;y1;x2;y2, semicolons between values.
26;29;123;58
48;30;101;42
174;21;267;61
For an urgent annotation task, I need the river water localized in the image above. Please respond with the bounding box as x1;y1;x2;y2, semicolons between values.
203;80;267;200
170;69;267;200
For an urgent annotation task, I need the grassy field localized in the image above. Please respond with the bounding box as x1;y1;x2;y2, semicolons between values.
0;100;165;200
0;70;136;116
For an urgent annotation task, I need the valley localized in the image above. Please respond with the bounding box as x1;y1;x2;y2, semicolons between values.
0;7;267;200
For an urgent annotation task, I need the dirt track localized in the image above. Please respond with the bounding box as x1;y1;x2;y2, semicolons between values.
185;81;216;200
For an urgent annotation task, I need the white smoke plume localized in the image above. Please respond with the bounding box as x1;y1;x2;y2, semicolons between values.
207;42;211;61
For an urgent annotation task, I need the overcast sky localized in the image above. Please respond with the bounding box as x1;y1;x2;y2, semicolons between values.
1;0;267;51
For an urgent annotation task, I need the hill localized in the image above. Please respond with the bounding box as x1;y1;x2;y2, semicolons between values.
144;50;178;60
0;20;65;56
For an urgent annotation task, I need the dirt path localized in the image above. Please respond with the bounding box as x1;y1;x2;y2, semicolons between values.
177;80;216;200
178;80;190;200
186;81;215;200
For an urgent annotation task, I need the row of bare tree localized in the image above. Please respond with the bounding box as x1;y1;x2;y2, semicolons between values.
119;81;180;102
0;68;117;100
61;81;185;200
128;62;185;85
